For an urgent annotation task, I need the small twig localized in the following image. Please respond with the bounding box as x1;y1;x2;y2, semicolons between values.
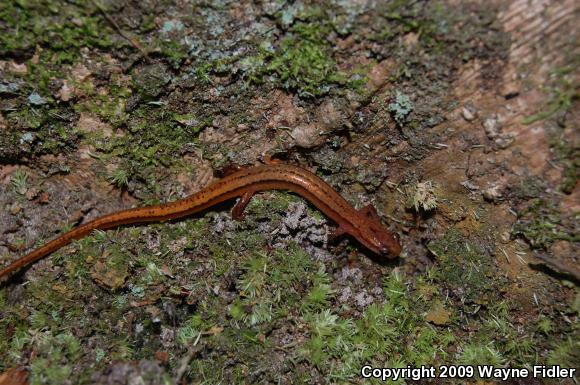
385;214;415;227
499;247;510;263
173;346;202;384
274;341;299;352
91;0;150;61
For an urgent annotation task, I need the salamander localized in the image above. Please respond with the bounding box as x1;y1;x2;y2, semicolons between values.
0;164;401;281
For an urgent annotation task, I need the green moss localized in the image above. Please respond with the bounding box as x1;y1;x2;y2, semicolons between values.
78;81;131;127
549;134;579;194
265;22;346;97
83;104;208;198
536;316;553;334
174;242;339;383
301;267;334;312
230;245;317;327
108;168;129;188
0;291;13;371
10;170;29;195
241;10;364;97
29;331;84;385
297;273;455;382
457;343;505;367
513;199;579;249
0;1;114;60
377;0;451;49
0;52;83;160
109;338;134;361
244;193;295;219
523;66;577;125
90;247;130;291
157;39;189;68
192;62;214;84
177;315;209;345
547;337;580;367
428;229;500;304
3;105;81;160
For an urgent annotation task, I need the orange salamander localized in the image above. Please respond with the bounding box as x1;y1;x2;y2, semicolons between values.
0;164;401;281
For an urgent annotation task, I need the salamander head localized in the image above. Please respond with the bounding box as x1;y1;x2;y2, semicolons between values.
356;205;402;258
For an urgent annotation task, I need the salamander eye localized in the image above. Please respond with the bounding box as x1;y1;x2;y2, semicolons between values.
393;232;400;243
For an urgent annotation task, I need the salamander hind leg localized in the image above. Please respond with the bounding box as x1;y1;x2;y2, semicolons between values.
359;204;381;220
232;191;255;220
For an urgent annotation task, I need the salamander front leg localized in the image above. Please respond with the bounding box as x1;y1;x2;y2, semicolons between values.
232;191;255;220
216;164;250;178
260;153;283;165
328;225;346;242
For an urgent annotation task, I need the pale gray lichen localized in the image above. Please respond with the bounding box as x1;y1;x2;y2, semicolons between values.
388;90;414;126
